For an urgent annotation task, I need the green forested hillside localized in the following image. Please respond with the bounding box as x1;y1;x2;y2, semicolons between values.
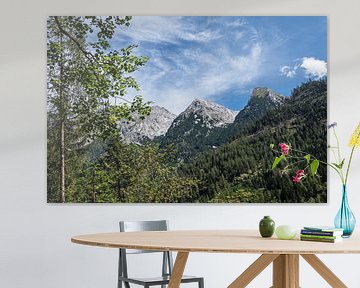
64;139;198;203
180;78;327;203
159;111;218;161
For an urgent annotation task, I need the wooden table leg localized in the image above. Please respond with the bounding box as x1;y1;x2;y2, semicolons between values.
272;254;299;288
228;254;279;288
288;255;299;288
273;254;286;288
168;252;189;288
301;254;347;288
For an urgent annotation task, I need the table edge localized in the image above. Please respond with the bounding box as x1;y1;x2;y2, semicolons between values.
71;234;360;255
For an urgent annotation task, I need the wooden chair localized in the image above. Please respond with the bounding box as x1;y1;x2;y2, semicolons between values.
118;220;204;288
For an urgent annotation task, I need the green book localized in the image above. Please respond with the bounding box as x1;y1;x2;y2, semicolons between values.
300;236;342;243
300;234;340;240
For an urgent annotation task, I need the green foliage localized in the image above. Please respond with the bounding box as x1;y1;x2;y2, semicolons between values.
47;16;150;139
66;139;199;203
272;155;285;169
47;16;150;202
333;159;345;169
310;159;320;176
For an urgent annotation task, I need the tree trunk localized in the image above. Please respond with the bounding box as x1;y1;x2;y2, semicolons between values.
59;32;66;203
92;168;96;202
60;118;65;202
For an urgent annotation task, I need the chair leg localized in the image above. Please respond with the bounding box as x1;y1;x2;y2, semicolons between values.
199;278;204;288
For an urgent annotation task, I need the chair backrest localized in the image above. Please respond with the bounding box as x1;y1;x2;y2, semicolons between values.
118;220;173;282
119;220;169;254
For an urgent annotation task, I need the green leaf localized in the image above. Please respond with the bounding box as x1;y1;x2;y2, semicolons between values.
310;159;320;176
272;157;282;169
269;144;274;149
339;159;345;169
304;154;311;164
332;159;344;169
332;163;340;169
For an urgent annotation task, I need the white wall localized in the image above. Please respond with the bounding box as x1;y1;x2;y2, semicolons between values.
1;0;360;287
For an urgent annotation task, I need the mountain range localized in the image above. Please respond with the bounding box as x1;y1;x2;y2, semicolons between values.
119;87;285;156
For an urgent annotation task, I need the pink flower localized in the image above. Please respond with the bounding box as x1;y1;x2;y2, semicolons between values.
293;170;306;183
296;169;305;176
279;143;289;156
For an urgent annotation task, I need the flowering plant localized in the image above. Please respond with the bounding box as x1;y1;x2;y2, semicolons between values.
271;122;360;185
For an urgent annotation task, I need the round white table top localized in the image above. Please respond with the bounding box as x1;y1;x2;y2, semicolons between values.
71;230;360;254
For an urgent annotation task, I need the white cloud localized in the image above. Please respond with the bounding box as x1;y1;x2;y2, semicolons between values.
118;17;265;114
280;65;297;78
300;57;327;79
117;17;182;44
136;44;263;114
182;29;222;42
117;16;221;44
280;57;327;79
225;18;247;28
270;28;288;48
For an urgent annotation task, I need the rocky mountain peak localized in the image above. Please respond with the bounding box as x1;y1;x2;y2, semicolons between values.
177;98;238;129
161;99;239;159
234;87;285;124
251;87;285;102
191;98;207;105
118;105;176;144
187;98;223;111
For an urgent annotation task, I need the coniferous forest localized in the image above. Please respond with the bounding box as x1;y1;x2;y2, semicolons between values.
47;16;327;203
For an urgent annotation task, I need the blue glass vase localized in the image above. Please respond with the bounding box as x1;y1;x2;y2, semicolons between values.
334;185;356;237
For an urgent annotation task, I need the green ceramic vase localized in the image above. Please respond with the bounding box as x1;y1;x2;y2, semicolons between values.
259;216;275;238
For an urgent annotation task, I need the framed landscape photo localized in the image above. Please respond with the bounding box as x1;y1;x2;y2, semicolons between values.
47;16;327;203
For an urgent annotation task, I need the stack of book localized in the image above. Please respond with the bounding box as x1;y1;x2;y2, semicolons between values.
300;226;344;243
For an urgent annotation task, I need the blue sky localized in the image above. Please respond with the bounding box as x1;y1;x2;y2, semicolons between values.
113;16;327;114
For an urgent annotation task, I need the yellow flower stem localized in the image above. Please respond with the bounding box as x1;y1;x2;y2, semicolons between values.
345;145;356;185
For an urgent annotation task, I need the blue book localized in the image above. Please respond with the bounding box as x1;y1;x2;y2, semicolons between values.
302;226;343;236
